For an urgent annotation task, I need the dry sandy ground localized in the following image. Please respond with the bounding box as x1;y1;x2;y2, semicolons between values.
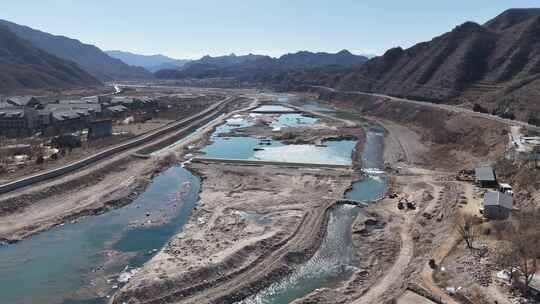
111;101;364;304
284;108;510;304
111;163;359;304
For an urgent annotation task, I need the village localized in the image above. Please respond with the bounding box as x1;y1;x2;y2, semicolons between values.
0;90;223;182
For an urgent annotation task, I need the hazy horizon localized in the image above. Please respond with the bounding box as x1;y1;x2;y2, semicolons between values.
3;0;540;59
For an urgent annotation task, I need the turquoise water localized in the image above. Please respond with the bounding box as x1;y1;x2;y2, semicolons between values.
253;140;356;165
214;116;254;135
252;105;296;112
346;123;386;202
300;100;336;113
270;113;318;129
201;112;356;166
0;96;385;304
238;96;387;304
0;167;200;304
238;205;359;304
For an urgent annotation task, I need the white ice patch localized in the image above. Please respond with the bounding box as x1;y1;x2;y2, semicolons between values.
362;168;385;175
253;145;351;165
118;268;139;283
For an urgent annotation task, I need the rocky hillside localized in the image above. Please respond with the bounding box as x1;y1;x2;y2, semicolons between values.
0;20;153;81
105;50;191;72
0;25;100;93
324;8;540;123
277;50;367;69
155;51;367;80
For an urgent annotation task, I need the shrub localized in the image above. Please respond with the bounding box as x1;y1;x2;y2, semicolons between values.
473;103;488;113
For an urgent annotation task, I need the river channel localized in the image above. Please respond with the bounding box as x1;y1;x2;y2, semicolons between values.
0;97;386;304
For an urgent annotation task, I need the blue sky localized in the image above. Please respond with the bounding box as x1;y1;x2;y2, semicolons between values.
3;0;540;59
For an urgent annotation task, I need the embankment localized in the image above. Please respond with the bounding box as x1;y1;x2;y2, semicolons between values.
311;89;508;170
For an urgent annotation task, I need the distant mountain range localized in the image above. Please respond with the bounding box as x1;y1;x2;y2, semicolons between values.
0;25;100;93
105;50;191;72
155;50;368;79
0;20;153;81
281;8;540;122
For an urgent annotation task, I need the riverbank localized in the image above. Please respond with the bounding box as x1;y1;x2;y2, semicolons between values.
0;93;250;242
112;162;360;304
290;92;515;304
111;99;368;304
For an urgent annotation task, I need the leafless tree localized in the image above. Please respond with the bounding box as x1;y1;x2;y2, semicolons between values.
495;209;540;294
455;214;480;252
494;241;518;284
510;210;540;294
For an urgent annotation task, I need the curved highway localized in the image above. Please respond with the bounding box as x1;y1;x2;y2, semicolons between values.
311;85;540;132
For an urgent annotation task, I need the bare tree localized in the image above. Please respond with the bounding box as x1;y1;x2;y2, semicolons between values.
455;214;480;252
493;241;518;284
510;210;540;295
495;209;540;294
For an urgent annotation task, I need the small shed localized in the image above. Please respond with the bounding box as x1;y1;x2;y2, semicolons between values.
475;166;497;188
483;191;513;220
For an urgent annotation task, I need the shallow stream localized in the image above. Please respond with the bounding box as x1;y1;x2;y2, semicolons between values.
234;98;387;304
0;97;386;304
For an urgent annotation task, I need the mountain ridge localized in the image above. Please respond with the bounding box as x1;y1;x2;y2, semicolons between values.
0;19;153;81
155;50;368;79
0;25;101;93
281;8;540;123
105;50;191;72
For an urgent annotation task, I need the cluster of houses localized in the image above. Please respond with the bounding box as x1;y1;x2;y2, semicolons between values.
0;95;157;138
475;166;514;220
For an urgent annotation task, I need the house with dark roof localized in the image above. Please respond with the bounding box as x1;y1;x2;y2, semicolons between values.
51;109;91;133
110;97;135;109
81;95;112;104
133;96;157;109
6;96;42;108
0;107;39;137
483;191;513;220
475;166;497;188
45;103;102;119
104;105;129;118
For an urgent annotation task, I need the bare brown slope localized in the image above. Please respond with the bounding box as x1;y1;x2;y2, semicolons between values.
337;22;496;102
316;8;540;122
0;25;101;93
0;19;153;81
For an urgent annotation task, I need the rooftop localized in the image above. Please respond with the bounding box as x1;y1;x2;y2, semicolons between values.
484;191;513;210
52;110;90;121
0;109;26;118
106;105;128;113
6;96;38;107
45;103;102;113
475;166;496;181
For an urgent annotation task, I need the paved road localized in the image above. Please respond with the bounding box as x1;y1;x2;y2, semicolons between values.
0;96;233;195
311;86;540;132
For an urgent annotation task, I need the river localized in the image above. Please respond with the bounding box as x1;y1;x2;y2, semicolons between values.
0;96;386;304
